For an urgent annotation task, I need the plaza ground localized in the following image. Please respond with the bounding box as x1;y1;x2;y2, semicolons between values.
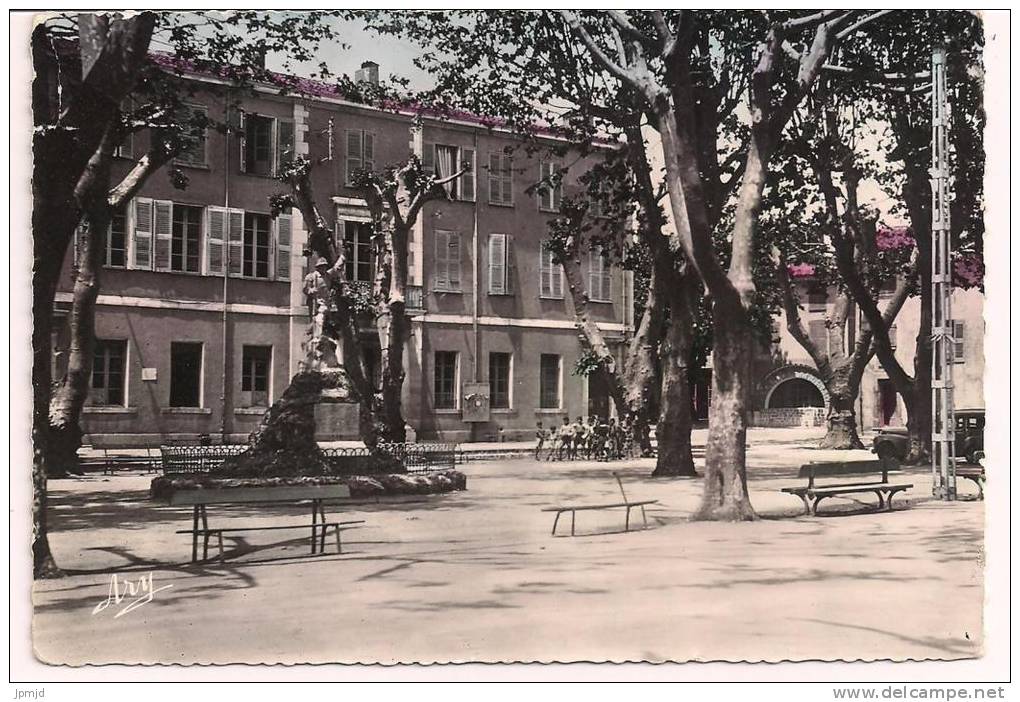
32;427;984;665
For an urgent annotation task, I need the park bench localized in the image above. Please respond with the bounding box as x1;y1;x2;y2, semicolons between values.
781;457;912;516
176;519;366;563
956;463;985;500
542;473;657;536
78;447;161;475
165;485;364;564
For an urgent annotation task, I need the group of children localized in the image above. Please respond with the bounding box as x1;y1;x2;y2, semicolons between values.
534;415;633;462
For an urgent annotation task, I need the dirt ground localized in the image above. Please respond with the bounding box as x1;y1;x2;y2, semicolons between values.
32;428;984;665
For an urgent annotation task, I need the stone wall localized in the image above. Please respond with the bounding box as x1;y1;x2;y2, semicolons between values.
751;407;826;428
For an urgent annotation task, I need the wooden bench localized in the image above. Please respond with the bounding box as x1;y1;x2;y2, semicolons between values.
176;520;366;563
542;473;657;536
956;463;985;500
782;458;912;516
542;500;658;536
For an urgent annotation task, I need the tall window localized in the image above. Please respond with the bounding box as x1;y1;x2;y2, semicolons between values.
90;339;127;406
540;244;564;299
423;143;475;201
487;233;515;295
953;320;965;363
170;342;203;408
241;345;271;407
176;104;208;167
538;161;562;212
105;206;128;268
171;204;202;273
341;220;374;283
434;230;462;292
488;152;513;206
587;250;612;302
244;113;274;175
539;354;561;409
345;129;375;185
243;213;271;279
434;351;458;409
489;352;511;409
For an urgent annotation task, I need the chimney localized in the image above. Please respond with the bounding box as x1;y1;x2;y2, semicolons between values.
355;61;379;86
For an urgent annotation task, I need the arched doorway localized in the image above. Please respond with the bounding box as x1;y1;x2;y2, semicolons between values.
767;378;825;408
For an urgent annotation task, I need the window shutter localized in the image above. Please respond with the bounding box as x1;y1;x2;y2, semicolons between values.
228;210;244;277
132;198;153;269
601;255;612;301
488;153;501;204
237;110;247;173
488;233;506;295
460;148;475;201
153;201;173;272
506;234;516;294
206;207;226;275
447;232;461;289
276;119;295;171
540;249;551;298
434;231;449;290
275;213;292;281
363;132;375;172
553;262;563;298
422;142;435;174
346;129;362;183
552;169;562;211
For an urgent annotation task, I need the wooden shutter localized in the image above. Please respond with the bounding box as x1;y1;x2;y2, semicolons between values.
277;119;295;170
460;148;475;201
275;213;292;281
506;234;516;294
422;142;435;174
433;231;449;290
447;232;461;289
153;200;173;272
551;254;563;298
237;109;247;173
363;132;375;172
206;207;226;275
346;129;362;184
488;233;506;295
488;152;501;204
132;198;153;269
228;210;244;277
600;254;611;301
540;247;551;298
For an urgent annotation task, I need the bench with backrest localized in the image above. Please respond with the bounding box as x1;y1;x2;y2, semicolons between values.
782;458;912;516
955;463;985;500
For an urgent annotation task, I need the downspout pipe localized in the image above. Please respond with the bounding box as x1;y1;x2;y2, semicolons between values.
219;89;231;443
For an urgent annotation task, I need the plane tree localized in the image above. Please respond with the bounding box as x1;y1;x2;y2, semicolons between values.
30;10;340;577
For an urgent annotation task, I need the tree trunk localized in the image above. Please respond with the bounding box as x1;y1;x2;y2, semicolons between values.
622;261;666;455
905;251;933;465
819;369;865;450
48;208;109;473
692;304;757;521
653;275;697;477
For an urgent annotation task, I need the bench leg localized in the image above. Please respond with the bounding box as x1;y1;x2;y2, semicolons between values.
624;506;631;532
310;501;319;555
874;490;887;511
319;503;327;554
335;525;342;555
641;505;648;530
551;511;561;536
200;506;210;560
217;532;224;563
571;510;576;536
977;478;985;501
191;506;199;563
810;496;824;517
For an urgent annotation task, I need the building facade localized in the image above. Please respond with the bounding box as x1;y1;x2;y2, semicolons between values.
751;284;985;430
55;62;632;447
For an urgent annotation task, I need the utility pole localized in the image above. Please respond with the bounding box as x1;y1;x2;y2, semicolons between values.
930;47;956;500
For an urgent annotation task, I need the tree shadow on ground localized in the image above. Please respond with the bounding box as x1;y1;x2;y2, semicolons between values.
793;617;977;658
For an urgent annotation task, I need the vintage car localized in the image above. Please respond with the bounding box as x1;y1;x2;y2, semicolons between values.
871;408;985;463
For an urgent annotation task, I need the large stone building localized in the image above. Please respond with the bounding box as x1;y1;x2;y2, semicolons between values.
54;60;632;446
